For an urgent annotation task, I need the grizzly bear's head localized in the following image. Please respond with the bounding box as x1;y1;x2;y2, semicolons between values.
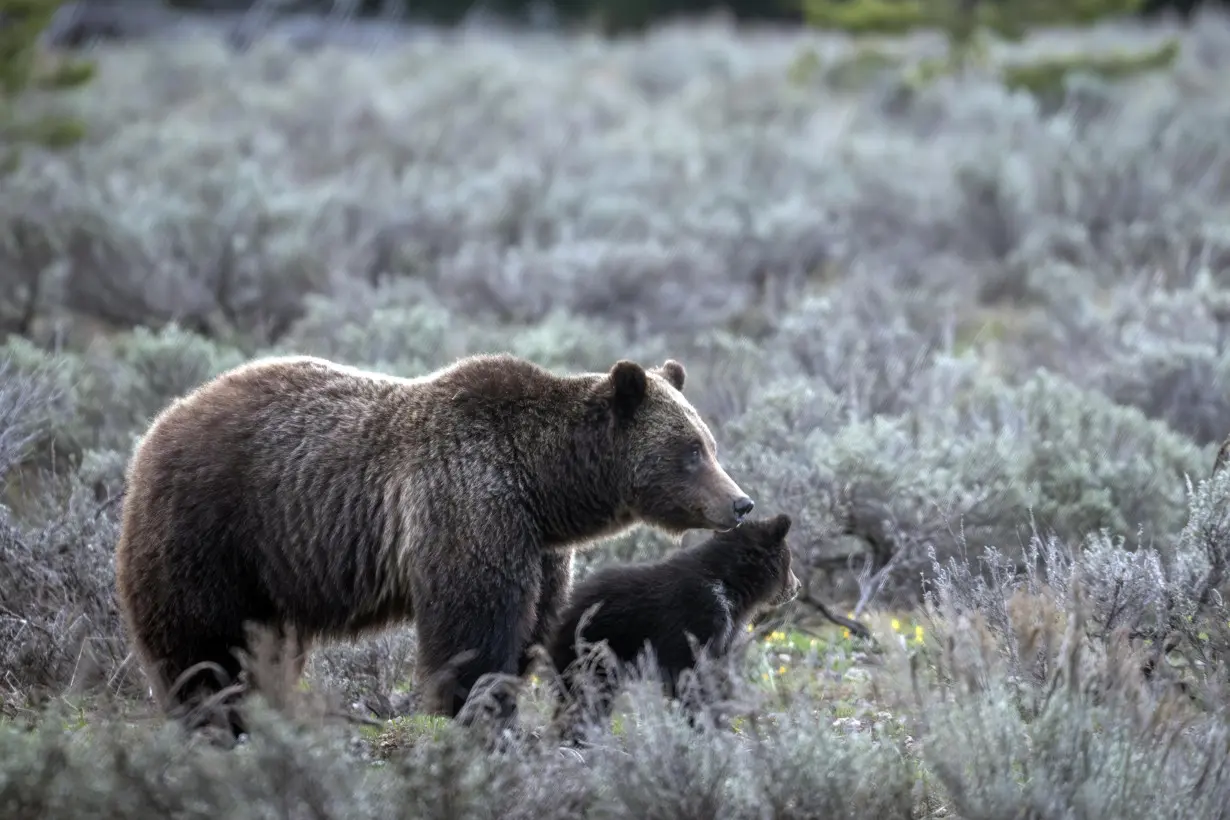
596;357;754;535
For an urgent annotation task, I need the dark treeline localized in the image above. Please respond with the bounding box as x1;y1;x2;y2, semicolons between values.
157;0;1228;30
42;0;1224;49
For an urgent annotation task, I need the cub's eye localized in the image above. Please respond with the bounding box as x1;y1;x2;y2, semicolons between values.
688;444;702;463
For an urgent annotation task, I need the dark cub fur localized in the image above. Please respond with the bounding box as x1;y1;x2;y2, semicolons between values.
544;513;802;737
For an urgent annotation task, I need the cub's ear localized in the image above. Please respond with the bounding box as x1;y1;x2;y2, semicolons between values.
609;360;648;418
767;513;792;541
656;359;686;391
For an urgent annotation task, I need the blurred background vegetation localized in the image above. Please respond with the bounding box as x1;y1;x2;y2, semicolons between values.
23;0;1200;110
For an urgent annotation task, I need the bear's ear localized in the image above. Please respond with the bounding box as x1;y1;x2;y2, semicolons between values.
609;360;648;418
767;513;792;541
656;359;686;391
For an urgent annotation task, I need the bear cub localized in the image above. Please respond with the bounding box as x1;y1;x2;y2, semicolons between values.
544;512;802;737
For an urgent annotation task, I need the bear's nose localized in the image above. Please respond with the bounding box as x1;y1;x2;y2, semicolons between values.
732;496;754;518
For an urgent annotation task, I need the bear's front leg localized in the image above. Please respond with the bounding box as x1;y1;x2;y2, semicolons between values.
518;549;574;678
414;550;542;720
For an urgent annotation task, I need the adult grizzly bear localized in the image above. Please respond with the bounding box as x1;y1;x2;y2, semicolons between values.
113;353;754;735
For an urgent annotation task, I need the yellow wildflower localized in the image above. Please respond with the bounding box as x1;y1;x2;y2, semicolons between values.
914;625;924;641
891;618;901;632
778;665;786;675
842;629;850;639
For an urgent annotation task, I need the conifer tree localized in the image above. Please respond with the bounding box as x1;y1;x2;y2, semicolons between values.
1;0;94;174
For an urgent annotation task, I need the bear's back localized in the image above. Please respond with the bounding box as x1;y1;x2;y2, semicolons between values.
117;357;443;635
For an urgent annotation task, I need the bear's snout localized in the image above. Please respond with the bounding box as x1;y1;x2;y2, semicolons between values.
704;494;754;531
699;462;754;531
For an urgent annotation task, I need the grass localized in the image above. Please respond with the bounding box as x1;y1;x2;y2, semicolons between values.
365;714;453;759
342;616;913;769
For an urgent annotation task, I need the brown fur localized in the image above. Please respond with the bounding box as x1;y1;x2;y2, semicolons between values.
113;353;753;735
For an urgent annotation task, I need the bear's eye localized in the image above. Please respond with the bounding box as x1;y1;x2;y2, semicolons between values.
687;444;702;465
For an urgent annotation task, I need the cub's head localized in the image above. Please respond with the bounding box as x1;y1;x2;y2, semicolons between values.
698;513;802;617
595;358;753;534
739;513;802;610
